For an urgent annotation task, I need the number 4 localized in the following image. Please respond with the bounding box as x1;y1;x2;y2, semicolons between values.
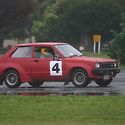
52;63;60;73
50;61;62;76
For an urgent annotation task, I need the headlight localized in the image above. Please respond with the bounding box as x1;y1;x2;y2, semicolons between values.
96;63;100;68
114;62;117;67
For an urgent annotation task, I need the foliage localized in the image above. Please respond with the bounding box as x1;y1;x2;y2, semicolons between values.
0;0;125;53
109;13;125;64
0;0;37;29
0;95;125;125
0;0;37;42
31;0;122;45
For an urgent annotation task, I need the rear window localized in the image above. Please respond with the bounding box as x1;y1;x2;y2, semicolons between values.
11;46;32;58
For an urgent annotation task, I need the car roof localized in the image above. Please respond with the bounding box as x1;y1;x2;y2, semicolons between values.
16;42;67;47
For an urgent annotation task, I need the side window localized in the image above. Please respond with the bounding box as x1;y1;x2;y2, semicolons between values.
11;47;32;58
34;47;55;58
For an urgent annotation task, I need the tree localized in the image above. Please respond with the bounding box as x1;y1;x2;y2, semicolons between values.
31;0;122;49
31;0;56;41
109;13;125;64
0;0;38;42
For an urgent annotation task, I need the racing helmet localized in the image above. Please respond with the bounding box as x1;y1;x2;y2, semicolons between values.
41;48;48;54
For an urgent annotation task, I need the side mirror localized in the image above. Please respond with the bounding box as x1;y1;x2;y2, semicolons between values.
53;55;61;61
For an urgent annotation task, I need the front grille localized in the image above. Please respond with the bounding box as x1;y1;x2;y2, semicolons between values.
100;62;115;69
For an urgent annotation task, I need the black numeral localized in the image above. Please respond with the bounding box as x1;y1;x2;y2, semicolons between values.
52;63;60;73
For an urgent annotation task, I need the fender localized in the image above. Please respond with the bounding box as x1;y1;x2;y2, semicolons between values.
66;61;96;79
0;63;32;82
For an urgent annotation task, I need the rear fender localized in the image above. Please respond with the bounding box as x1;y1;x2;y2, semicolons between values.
0;63;32;83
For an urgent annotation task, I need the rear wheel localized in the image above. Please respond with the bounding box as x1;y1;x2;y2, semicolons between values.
71;69;90;87
95;77;113;87
29;82;44;88
4;70;21;88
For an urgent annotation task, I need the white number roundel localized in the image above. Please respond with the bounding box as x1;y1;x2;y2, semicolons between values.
50;61;62;76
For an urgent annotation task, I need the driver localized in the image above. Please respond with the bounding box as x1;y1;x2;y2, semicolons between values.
40;48;53;58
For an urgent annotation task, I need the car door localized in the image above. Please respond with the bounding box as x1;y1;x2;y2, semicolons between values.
31;46;64;81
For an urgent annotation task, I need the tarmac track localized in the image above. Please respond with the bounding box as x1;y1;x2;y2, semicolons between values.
0;70;125;96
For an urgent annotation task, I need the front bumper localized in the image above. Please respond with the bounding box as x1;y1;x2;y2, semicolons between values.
92;68;120;76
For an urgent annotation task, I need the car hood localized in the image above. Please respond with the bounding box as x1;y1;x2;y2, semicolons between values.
69;56;115;63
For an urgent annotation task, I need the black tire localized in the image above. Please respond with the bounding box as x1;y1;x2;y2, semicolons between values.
71;69;89;87
29;82;44;88
95;77;113;87
4;70;21;88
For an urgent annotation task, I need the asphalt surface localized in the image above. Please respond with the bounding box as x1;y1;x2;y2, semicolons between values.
0;69;125;96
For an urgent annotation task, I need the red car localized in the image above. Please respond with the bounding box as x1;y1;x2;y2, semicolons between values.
0;42;120;88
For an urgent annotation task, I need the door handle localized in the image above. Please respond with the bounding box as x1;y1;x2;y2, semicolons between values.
34;59;39;62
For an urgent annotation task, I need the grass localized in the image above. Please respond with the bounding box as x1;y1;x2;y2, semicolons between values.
0;95;125;125
83;51;109;58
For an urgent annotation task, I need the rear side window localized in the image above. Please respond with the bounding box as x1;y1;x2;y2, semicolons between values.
34;47;55;58
11;47;32;58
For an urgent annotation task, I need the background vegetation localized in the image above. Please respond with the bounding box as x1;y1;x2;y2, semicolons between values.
109;13;125;64
0;0;125;64
0;2;125;125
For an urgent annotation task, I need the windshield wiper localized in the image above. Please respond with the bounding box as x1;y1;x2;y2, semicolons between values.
69;54;83;57
69;54;78;57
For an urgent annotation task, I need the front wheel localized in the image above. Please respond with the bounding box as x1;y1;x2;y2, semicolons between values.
4;70;21;88
71;69;90;87
95;77;113;87
29;82;44;88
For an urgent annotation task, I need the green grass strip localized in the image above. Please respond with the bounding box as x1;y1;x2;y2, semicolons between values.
0;95;125;125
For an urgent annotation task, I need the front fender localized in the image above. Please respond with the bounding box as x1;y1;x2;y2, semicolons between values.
66;62;96;78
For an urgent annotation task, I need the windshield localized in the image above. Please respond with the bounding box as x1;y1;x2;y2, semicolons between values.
55;44;83;57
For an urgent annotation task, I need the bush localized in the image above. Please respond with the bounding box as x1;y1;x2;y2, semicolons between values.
109;13;125;64
109;32;125;64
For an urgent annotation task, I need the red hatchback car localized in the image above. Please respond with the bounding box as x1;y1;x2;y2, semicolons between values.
0;42;120;88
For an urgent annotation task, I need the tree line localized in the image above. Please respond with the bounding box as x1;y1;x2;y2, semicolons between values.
0;0;125;63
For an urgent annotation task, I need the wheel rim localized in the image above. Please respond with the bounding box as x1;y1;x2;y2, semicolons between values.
6;73;18;85
74;72;86;85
